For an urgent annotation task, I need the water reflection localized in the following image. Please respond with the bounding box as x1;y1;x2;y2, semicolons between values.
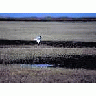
20;64;54;68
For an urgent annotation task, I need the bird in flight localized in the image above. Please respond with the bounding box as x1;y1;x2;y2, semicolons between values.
34;36;41;45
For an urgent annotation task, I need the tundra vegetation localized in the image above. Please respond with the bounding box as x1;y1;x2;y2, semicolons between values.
0;21;96;83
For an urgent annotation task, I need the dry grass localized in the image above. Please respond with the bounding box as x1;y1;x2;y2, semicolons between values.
0;21;96;42
0;47;96;60
0;21;96;83
0;65;96;83
0;21;96;61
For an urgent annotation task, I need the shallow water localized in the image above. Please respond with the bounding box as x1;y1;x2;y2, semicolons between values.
20;64;54;68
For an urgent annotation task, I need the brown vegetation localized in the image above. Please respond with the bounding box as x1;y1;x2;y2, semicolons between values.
0;22;96;83
0;65;96;83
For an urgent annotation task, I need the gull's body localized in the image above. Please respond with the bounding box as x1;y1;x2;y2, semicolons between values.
34;36;41;44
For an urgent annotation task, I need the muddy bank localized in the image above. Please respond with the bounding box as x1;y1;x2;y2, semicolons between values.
1;55;96;70
0;40;96;48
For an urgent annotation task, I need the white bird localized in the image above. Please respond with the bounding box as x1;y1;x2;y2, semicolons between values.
34;36;41;44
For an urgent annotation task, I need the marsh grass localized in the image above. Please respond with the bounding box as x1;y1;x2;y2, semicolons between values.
0;21;96;82
1;48;96;61
0;64;96;83
0;47;96;70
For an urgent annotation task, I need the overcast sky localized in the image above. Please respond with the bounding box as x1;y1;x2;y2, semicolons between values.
0;13;96;18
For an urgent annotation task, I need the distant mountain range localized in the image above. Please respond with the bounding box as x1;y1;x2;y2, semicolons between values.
0;16;96;22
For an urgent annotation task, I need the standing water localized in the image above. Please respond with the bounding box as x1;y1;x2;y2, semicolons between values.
20;64;54;68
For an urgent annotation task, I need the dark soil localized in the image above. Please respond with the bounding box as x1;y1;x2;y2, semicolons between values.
0;39;96;48
1;55;96;70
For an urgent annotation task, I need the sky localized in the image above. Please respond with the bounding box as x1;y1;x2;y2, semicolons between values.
0;13;96;18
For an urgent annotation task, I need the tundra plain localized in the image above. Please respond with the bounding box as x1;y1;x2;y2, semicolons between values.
0;21;96;42
0;21;96;83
